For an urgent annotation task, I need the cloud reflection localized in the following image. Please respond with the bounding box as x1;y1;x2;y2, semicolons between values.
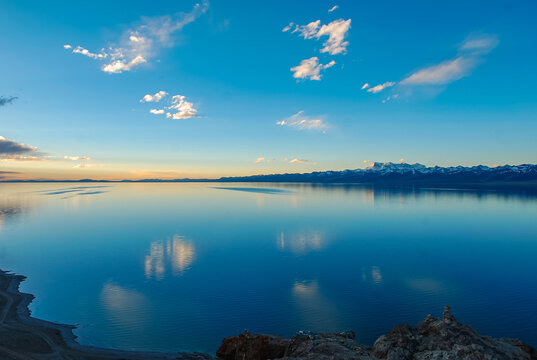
100;282;150;328
291;279;342;330
0;192;34;231
277;230;325;255
361;266;383;284
405;277;447;294
144;235;195;280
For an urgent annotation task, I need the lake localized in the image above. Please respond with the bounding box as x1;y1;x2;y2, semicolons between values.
0;183;536;353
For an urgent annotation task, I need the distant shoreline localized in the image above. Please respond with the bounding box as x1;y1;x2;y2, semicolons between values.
1;162;536;187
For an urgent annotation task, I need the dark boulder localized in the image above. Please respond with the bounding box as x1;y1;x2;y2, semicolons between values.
216;330;290;360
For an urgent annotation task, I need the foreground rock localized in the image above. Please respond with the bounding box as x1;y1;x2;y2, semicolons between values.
216;306;537;360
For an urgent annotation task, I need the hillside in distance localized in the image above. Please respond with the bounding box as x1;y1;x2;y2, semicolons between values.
217;162;537;185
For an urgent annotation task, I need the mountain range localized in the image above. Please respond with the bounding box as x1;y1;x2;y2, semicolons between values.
217;162;537;185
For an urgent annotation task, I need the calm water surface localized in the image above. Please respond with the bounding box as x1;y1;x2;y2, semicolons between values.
0;183;536;352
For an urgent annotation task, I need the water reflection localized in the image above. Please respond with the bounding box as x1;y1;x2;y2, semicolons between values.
100;282;149;328
39;186;110;199
144;235;195;280
361;266;383;284
0;190;34;230
212;187;291;194
256;183;537;202
405;277;447;294
277;230;326;255
291;279;342;330
2;183;537;351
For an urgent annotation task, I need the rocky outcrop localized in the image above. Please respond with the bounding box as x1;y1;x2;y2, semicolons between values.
217;331;290;360
216;306;537;360
217;330;369;360
371;305;537;360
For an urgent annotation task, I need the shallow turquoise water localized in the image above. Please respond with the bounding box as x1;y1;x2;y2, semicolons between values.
1;183;536;353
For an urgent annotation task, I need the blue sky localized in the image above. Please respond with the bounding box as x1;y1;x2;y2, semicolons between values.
1;0;536;180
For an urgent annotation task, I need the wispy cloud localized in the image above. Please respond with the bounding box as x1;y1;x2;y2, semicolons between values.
0;136;44;161
400;57;472;85
282;22;294;32
291;57;335;81
277;111;328;131
400;34;498;86
328;5;339;12
140;91;168;103
64;1;208;74
287;18;351;55
74;163;91;168
64;156;91;161
289;158;308;163
0;96;18;106
363;34;498;96
255;157;265;164
367;82;395;93
382;94;399;103
141;92;198;119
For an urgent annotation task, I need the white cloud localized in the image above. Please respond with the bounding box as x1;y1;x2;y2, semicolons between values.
255;157;265;164
166;95;198;119
294;20;321;39
367;81;395;93
399;158;405;163
361;83;369;90
289;158;308;163
316;19;351;55
140;92;198;120
71;46;107;59
140;91;168;103
291;19;351;55
102;55;147;74
328;5;339;12
65;1;208;74
277;111;327;131
64;156;91;161
291;57;335;81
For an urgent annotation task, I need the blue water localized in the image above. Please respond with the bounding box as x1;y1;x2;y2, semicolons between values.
0;183;536;353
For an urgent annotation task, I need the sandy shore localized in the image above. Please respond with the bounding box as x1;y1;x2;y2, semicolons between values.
0;270;212;360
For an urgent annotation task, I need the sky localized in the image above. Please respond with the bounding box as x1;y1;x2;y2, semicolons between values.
1;0;536;180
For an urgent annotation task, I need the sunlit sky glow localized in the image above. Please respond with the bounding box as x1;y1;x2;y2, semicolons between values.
1;0;536;180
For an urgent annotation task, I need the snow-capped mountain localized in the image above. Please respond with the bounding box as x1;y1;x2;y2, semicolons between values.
219;162;537;184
